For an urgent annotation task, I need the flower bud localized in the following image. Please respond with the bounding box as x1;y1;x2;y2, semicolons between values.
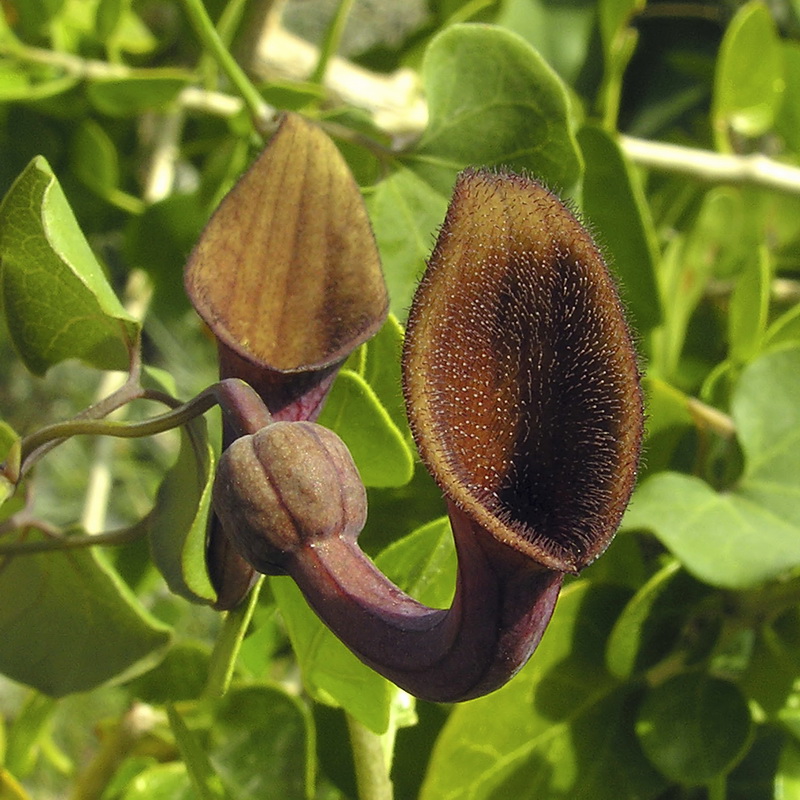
213;421;367;573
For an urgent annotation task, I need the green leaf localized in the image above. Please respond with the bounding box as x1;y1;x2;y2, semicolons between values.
652;190;728;379
166;705;225;800
0;62;78;102
640;376;694;476
106;5;158;56
317;369;413;489
210;685;315;800
728;244;771;363
0;532;170;696
712;1;784;149
740;608;800;716
0;421;20;508
775;739;800;798
3;693;56;778
624;472;800;588
578;124;661;338
376;517;455;609
776;42;800;155
86;71;191;116
147;416;216;605
370;22;583;320
366;166;449;319
597;0;644;125
128;641;210;704
606;561;712;679
271;576;395;734
408;23;582;195
765;301;800;350
496;0;597;86
360;313;411;444
120;763;193;800
635;673;752;785
624;348;800;588
0;157;139;375
734;346;800;530
71;119;119;195
420;582;666;800
95;0;125;41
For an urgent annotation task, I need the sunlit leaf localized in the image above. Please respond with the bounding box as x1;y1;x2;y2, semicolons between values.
147;416;216;605
420;582;666;800
0;157;139;374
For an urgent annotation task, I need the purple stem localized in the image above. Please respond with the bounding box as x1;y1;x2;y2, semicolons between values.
281;500;563;703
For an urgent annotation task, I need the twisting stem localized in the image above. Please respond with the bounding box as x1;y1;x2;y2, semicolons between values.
18;379;265;471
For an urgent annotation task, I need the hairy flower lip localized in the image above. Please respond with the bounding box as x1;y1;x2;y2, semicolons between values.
402;167;644;574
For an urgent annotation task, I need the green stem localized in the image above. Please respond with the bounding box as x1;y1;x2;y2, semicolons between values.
17;378;266;471
346;714;394;800
310;0;355;85
706;774;727;800
0;520;147;556
19;388;218;466
179;0;272;133
203;576;265;698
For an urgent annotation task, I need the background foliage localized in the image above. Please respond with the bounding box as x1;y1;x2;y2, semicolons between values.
2;0;800;798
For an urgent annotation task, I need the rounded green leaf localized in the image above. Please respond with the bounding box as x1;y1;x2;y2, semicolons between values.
366;166;449;319
0;157;139;374
0;532;171;696
712;1;784;149
636;673;752;785
410;23;582;195
210;685;315;800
